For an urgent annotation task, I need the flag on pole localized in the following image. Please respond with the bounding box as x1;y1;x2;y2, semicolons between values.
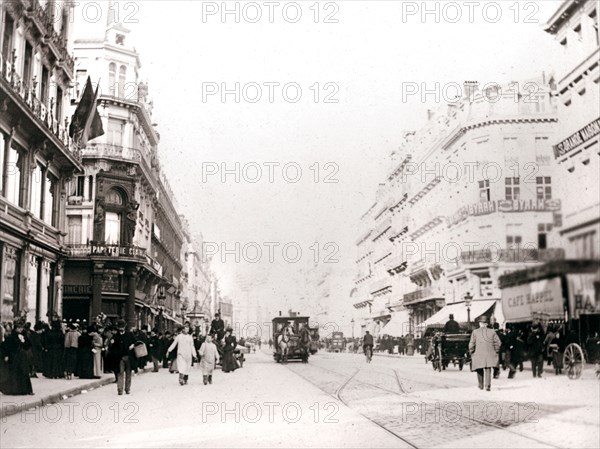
69;77;104;149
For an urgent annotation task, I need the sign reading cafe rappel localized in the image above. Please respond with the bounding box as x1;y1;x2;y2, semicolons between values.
553;117;600;158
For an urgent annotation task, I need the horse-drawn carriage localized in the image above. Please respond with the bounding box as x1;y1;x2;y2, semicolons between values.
272;315;312;363
424;324;472;371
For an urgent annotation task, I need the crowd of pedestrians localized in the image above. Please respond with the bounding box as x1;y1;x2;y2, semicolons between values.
0;312;243;396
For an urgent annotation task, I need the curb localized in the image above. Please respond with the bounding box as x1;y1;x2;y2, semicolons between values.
0;367;152;419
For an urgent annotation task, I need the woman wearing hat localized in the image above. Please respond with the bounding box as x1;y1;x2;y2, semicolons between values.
221;327;238;373
167;322;196;385
468;315;501;391
0;320;34;395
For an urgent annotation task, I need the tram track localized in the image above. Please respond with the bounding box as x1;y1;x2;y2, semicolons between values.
286;359;565;449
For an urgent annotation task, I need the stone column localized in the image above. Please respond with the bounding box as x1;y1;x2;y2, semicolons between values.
92;263;104;319
126;266;137;329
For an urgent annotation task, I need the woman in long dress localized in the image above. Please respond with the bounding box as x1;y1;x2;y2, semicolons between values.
222;328;238;373
199;334;219;385
90;326;103;378
0;321;34;395
77;326;95;379
167;323;196;385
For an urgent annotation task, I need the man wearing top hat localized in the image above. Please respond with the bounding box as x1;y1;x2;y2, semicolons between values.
443;314;460;334
468;315;501;391
210;312;225;342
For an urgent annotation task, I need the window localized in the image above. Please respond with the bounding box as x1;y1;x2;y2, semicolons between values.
479;180;490;202
45;173;56;226
569;231;598;259
105;212;121;244
70;175;85;197
2;13;14;61
507;235;522;249
108;63;116;96
535;136;551;166
0;133;4;194
119;65;126;98
536;177;552;200
538;224;552;250
75;70;87;98
107;118;124;146
67;216;82;244
505;177;520;201
88;175;93;201
30;163;44;219
106;188;123;205
41;66;49;104
23;41;33;85
4;145;21;205
56;86;63;122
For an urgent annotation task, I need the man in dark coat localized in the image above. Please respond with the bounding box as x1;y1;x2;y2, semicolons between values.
443;314;461;334
210;313;225;342
148;329;162;372
527;322;545;378
0;321;34;395
469;315;501;391
162;331;174;369
107;320;136;395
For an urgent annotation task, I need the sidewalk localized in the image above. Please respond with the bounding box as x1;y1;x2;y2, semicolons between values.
0;368;152;419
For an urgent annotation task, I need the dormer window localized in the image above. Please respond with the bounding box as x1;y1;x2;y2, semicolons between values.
116;34;125;45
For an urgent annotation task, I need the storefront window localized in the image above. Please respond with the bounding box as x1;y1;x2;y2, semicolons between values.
0;245;19;325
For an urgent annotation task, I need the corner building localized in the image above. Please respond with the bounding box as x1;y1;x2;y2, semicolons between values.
0;0;81;326
62;14;185;330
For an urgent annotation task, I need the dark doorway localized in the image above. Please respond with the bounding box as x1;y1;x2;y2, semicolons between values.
63;297;90;322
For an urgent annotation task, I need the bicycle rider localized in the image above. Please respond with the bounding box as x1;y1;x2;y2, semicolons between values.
363;331;374;357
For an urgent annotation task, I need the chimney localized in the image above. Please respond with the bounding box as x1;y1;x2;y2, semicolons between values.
463;81;479;101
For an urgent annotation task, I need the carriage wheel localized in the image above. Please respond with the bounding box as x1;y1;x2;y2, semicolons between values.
563;343;584;380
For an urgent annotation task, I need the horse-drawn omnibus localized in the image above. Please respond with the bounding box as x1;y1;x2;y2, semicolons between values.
272;315;311;363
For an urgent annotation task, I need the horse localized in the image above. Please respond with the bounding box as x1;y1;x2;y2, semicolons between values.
277;331;291;363
299;327;311;363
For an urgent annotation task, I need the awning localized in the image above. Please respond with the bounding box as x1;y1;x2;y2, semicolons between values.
381;310;410;336
418;299;497;328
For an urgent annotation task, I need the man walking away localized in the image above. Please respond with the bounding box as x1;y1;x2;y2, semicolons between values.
148;329;161;372
469;316;501;391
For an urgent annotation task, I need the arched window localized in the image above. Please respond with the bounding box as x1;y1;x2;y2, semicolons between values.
108;63;116;96
106;188;124;206
119;65;127;99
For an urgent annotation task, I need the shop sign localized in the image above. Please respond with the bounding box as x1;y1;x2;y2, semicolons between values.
567;274;599;319
553;117;600;158
501;277;564;322
448;199;562;226
63;285;93;295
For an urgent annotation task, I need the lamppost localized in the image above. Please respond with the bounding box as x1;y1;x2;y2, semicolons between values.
351;318;355;339
464;292;473;323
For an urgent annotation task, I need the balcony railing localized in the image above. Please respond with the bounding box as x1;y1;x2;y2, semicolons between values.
66;243;147;261
0;53;70;148
82;144;143;162
0;195;61;245
460;248;566;264
11;0;74;75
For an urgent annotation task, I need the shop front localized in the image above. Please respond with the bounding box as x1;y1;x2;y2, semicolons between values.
500;260;600;349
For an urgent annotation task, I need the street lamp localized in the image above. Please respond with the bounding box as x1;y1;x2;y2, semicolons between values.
464;292;473;323
351;318;355;339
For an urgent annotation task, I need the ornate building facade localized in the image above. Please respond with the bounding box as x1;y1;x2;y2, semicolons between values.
0;0;80;326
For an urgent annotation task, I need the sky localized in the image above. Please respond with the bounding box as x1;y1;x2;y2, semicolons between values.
72;0;564;326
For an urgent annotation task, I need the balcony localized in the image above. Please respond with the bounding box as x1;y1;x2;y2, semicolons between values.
66;243;147;261
0;195;62;248
460;248;566;264
82;144;142;163
7;0;74;77
0;53;71;149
